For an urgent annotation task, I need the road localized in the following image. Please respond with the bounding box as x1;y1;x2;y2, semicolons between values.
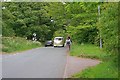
2;47;67;78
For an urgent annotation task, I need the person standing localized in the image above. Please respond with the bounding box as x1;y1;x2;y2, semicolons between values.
32;33;37;41
65;36;72;51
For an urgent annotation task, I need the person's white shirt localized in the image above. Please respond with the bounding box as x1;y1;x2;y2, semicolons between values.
65;39;71;45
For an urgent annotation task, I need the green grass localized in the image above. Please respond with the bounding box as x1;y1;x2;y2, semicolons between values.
2;37;41;53
70;43;108;60
71;61;118;78
70;43;118;78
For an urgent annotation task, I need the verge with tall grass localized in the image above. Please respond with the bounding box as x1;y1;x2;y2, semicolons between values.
70;43;108;60
2;37;41;53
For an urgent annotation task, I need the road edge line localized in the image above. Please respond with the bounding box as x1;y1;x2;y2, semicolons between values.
63;50;69;79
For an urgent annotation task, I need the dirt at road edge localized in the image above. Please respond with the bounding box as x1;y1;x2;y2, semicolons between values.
64;55;101;78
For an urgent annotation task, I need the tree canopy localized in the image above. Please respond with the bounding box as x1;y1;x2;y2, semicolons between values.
2;2;118;54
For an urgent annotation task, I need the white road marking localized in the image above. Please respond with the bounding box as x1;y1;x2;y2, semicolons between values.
63;50;69;78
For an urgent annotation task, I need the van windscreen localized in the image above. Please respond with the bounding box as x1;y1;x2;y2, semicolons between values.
55;38;63;40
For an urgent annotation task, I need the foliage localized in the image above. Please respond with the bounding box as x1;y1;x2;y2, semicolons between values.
2;2;118;78
2;25;15;37
2;37;41;53
63;2;99;45
67;26;98;44
2;2;56;41
2;2;118;54
97;3;118;54
65;2;98;26
2;2;100;43
53;29;67;39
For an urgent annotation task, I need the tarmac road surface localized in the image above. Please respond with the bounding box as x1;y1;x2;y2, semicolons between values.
2;47;67;78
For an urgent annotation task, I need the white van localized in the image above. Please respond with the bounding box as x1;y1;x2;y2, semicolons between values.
53;37;64;47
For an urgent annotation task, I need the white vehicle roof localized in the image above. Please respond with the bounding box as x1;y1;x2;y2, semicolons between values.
54;37;63;38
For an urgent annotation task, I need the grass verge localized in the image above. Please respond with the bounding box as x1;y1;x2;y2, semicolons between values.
70;43;107;60
2;37;41;53
71;59;118;78
70;43;118;78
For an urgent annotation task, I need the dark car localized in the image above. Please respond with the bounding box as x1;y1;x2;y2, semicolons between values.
45;40;53;47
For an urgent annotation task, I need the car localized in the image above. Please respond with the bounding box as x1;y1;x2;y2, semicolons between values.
53;37;64;47
45;40;53;47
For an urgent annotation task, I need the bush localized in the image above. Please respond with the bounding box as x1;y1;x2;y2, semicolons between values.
98;3;118;54
2;37;41;53
67;26;98;44
2;24;15;37
53;29;67;40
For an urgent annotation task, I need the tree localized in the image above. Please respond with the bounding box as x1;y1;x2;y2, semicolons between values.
2;2;56;41
97;2;118;54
